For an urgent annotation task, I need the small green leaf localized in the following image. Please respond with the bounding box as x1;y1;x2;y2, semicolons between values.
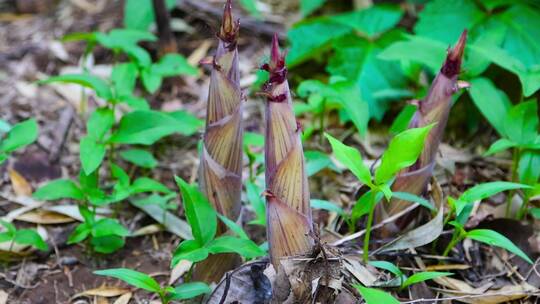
131;177;170;194
369;261;403;277
112;63;138;98
152;54;198;77
168;282;211;300
175;176;216;246
332;5;403;38
246;181;266;226
217;214;250;240
354;285;400;304
300;0;325;16
92;218;130;237
239;0;261;18
325;133;372;186
485;138;517;156
94;268;161;292
504;101;538;145
141;68;163;93
375;124;434;184
466;229;533;264
40;74;112;100
0;220;16;235
469;78;511;136
68;223;91;244
119;149;158;168
33;179;84;201
207;236;266;259
392;192;435;211
123;0;176;30
1;118;38;153
80;136;106;175
172;239;209;265
390;104;417;135
402;271;452;288
14;229;48;251
87;108;115;140
459;182;531;203
352;191;383;223
91;235;125;253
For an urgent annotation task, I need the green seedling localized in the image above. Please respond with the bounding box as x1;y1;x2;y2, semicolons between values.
0;220;48;252
0;118;38;165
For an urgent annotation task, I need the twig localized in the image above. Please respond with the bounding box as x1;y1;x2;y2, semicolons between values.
218;272;231;304
49;106;74;162
401;291;540;303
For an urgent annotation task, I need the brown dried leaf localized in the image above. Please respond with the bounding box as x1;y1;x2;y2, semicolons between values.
15;209;75;224
112;292;132;304
9;169;32;197
72;287;130;299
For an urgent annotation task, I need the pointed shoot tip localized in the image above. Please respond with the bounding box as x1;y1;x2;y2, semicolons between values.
441;29;467;77
219;0;238;44
449;30;467;61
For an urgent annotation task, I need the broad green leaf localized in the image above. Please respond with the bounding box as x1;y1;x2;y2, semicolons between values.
469;78;511;136
352;191;383;223
124;45;153;68
152;54;198;77
110;163;131;187
390;104;417;135
40;74;112;100
68;223;91;244
459;181;531;203
123;96;150;110
111;63;138;98
375;124;434;184
287;17;351;66
392;192;435;211
0;220;16;235
33;179;84;201
332;5;403;38
378;34;446;73
0;232;12;243
354;285;400;304
175;176;216;246
131;177;170;194
94;268;161;292
331;81;370;135
119;149;157;168
217;214;250;240
414;0;484;44
504;101;538;145
87;108;115;140
92;218;130;237
141;68;163;93
110;110;201;145
1;118;38;153
14;229;48;251
168;282;211;300
369;261;403;277
239;0;261;18
325;133;372;186
172;239;209;265
207;236;266;259
466;229;533;264
518;151;540;188
305;150;338;176
311;199;345;215
91;235;125;253
123;0;176;30
485;138;517;156
300;0;325;16
80;136;106;175
246;181;266;226
95;29;157;50
166;111;204;136
402;271;452;288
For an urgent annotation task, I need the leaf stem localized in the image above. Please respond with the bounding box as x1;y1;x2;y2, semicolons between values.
505;148;520;217
363;195;377;263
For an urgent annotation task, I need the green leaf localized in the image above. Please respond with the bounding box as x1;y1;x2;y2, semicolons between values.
131;177;170;194
92;218;130;237
152;54;198;77
172;239;209;265
1;118;38;153
311;199;345;215
246;181;266;226
0;232;13;243
141;68;163;93
354;285;400;304
0;119;10;134
459;182;531;203
91;235;125;253
168;282;211;301
503;101;538;145
332;5;403;38
80;136;106;175
369;261;403;277
119;149;157;168
352;191;383;223
379;34;447;73
485;138;517;156
95;29;157;50
123;96;150;111
392;192;435;211
466;229;533;264
87;108;115;140
325;133;372;186
166;111;204;136
217;214;250;240
402;271;452;288
110;110;201;145
40;74;112;100
14;229;48;251
33;179;84;201
111;63;138;98
68;223;91;244
124;0;176;30
414;0;484;44
331;81;370;135
390;104;417;135
300;0;325;16
375;124;434;184
287;17;352;66
94;268;162;292
0;220;16;235
207;236;266;259
305;150;337;176
469;78;512;136
518;152;540;195
175;176;216;246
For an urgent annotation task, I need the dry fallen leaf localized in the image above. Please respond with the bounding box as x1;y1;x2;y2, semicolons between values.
0;290;8;304
72;286;130;299
9;169;32;197
112;292;132;304
16;209;76;224
169;260;193;285
132;224;163;237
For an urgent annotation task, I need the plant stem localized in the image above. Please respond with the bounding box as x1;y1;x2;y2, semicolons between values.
517;194;530;220
505;148;520;217
442;229;463;257
363;195;377;263
318;100;326;146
